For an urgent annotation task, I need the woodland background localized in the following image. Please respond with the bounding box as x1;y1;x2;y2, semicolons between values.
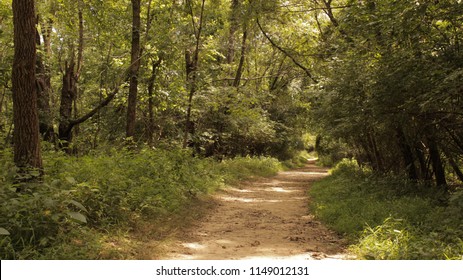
1;0;462;259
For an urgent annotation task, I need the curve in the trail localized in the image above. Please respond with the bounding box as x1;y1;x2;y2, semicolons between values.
161;160;349;260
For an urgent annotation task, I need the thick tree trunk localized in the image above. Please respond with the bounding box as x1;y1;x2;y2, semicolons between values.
12;0;43;171
126;0;141;139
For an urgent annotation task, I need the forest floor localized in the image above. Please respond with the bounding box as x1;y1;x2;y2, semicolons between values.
141;160;350;260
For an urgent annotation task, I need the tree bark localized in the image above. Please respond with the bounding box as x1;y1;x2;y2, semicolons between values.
0;87;5;131
126;0;142;139
36;17;54;142
58;60;77;150
396;127;418;180
415;145;429;180
58;7;84;152
442;147;463;183
12;0;43;171
226;0;240;64
233;28;248;88
183;0;206;148
427;137;447;188
147;58;162;145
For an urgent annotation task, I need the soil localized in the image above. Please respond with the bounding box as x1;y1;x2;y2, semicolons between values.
157;159;349;260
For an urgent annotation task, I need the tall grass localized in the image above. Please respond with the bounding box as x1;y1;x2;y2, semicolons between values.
309;159;463;259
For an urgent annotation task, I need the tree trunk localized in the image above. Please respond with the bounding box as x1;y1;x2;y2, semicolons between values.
58;7;84;152
396;127;418;180
427;137;447;188
58;60;77;150
126;0;141;139
366;131;383;172
415;145;430;180
233;28;248;88
226;0;240;64
183;49;197;148
442;147;463;183
12;0;43;171
0;87;5;131
448;157;463;183
147;58;162;145
182;0;206;148
36;18;54;142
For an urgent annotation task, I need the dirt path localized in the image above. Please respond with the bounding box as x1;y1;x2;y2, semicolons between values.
160;160;349;260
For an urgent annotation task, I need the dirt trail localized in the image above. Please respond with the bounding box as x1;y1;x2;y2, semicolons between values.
160;160;349;260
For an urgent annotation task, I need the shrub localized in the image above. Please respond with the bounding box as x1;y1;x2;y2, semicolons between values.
309;159;463;259
0;182;89;259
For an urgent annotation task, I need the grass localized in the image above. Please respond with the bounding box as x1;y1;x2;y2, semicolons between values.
309;158;463;260
0;147;282;259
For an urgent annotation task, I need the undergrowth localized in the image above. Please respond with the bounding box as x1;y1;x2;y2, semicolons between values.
309;158;463;260
0;147;281;259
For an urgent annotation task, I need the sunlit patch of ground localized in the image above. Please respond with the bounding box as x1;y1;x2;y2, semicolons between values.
157;162;350;260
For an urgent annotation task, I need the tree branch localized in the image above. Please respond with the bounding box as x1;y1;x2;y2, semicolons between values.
256;17;318;83
70;87;118;127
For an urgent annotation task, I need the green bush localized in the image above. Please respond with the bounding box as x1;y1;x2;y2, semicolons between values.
0;182;89;259
309;159;463;259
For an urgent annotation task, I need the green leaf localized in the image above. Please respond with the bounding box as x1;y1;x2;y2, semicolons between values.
69;200;88;213
67;212;87;224
65;177;77;185
0;227;10;235
51;179;61;188
30;170;41;177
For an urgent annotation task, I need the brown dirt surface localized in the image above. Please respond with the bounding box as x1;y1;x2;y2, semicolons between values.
157;159;349;260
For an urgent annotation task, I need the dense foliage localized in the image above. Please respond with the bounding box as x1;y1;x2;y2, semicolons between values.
0;147;281;259
311;0;463;188
1;0;314;161
310;159;463;259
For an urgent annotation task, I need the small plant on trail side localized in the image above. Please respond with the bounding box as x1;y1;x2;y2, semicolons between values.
350;217;411;260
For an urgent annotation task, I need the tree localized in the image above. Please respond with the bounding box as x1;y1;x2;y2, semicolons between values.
310;0;463;188
11;0;43;172
182;0;206;148
36;14;54;142
126;0;141;139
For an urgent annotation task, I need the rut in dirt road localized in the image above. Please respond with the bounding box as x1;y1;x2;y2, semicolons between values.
162;159;349;260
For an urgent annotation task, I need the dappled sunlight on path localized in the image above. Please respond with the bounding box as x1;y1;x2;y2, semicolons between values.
159;160;349;260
